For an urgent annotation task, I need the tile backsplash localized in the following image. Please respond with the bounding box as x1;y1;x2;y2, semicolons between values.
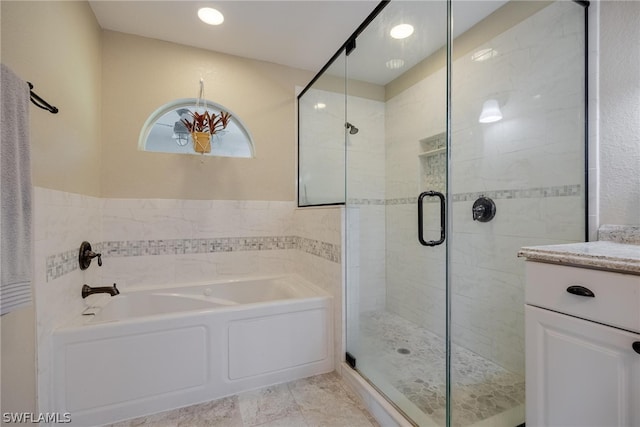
598;224;640;245
46;235;340;282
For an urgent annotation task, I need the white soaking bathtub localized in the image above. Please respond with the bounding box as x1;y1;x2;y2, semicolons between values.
52;275;333;426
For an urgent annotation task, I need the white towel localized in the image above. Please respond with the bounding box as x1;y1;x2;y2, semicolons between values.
1;64;33;315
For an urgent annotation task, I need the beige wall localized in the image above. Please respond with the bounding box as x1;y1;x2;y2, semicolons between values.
1;308;37;425
1;1;102;422
1;0;102;197
3;2;314;202
101;31;313;200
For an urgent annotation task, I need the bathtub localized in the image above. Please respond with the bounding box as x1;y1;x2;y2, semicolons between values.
52;275;333;426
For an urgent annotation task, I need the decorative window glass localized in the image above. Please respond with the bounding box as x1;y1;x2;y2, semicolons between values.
139;98;254;157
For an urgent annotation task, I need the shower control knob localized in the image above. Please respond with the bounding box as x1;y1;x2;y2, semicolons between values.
472;196;496;222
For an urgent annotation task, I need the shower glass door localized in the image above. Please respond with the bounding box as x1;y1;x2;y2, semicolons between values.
449;1;587;426
344;1;449;424
341;1;588;426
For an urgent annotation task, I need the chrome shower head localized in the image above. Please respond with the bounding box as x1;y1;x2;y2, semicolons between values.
345;122;359;135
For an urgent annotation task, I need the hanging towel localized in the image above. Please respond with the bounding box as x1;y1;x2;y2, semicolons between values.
1;64;33;315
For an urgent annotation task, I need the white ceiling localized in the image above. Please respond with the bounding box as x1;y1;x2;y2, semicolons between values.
89;1;379;74
89;0;507;86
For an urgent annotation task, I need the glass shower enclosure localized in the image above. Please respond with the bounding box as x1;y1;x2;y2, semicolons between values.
298;1;588;426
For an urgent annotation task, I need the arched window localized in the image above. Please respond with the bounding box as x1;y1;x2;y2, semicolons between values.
139;98;254;157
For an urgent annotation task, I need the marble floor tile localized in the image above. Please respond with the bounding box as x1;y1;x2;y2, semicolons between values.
239;383;301;426
288;372;379;427
252;413;308;427
104;373;378;427
300;408;376;427
107;395;243;427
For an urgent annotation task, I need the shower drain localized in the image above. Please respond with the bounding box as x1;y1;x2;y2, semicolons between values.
397;348;411;355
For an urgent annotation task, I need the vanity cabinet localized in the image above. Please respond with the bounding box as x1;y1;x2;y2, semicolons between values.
525;261;640;427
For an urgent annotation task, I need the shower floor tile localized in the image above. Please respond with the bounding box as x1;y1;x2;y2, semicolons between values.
356;311;525;427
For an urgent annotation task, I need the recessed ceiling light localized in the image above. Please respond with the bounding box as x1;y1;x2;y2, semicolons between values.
198;7;224;26
385;59;405;69
390;24;414;40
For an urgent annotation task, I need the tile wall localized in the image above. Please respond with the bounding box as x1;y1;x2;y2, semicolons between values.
297;1;586;377
34;187;343;413
345;94;387;314
298;87;346;205
384;1;585;374
299;87;387;315
34;187;103;414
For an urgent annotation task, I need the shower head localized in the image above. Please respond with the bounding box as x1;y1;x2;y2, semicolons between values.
345;122;359;135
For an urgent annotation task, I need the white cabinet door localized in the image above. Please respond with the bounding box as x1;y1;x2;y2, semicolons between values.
526;305;640;427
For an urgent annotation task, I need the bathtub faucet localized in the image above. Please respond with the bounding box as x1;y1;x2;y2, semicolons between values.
82;283;120;299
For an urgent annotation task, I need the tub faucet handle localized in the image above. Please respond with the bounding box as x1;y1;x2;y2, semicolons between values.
79;241;102;270
85;250;102;266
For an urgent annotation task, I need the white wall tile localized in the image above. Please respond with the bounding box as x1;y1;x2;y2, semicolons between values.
380;1;586;373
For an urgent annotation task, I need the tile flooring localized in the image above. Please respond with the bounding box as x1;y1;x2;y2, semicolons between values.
107;372;379;427
358;311;525;427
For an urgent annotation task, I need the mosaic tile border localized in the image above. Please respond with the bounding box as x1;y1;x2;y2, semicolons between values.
296;236;341;263
100;236;296;257
349;184;582;206
385;197;418;205
46;236;340;282
45;243;104;283
347;198;386;205
451;184;581;202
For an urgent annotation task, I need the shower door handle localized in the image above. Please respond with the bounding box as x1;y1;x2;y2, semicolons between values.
418;191;445;246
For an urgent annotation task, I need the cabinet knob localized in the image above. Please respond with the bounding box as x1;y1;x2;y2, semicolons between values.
566;285;595;298
633;342;640;355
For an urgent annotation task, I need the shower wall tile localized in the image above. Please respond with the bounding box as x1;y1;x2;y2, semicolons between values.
385;67;447;200
346;95;386;201
343;94;387;315
298;88;345;205
345;205;386;313
381;1;585;373
298;92;389;322
299;89;385;204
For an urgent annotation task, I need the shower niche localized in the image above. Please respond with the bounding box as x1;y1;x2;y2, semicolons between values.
419;132;446;193
297;1;588;426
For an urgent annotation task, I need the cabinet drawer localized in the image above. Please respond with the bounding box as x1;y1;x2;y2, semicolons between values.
525;261;640;332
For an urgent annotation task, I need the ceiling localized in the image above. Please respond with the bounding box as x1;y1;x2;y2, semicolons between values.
89;1;507;86
89;1;379;74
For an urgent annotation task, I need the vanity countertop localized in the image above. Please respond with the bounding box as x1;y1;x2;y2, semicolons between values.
518;241;640;275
